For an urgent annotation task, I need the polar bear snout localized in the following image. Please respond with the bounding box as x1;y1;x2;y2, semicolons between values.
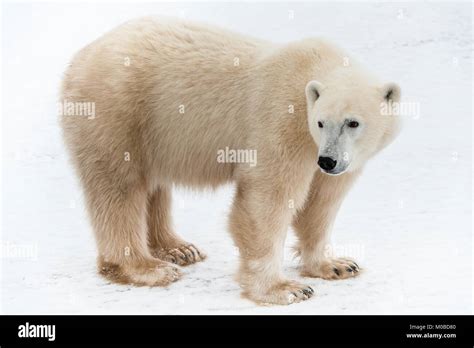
318;156;337;171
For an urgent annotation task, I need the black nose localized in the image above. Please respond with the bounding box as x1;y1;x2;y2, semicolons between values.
318;156;337;171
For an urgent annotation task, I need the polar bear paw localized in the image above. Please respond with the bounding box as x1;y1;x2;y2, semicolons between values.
99;259;182;287
153;244;206;266
244;280;315;305
302;258;361;280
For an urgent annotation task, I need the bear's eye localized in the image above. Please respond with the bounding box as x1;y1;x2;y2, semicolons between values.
318;121;323;128
348;121;359;128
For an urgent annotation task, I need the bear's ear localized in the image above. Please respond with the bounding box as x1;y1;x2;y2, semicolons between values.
381;82;401;103
305;80;325;109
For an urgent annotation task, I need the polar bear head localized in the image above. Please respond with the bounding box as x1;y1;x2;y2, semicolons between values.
305;71;401;176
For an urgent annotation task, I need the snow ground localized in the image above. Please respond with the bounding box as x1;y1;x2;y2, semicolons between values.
1;1;472;314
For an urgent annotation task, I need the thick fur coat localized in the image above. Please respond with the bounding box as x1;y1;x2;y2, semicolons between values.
61;17;400;305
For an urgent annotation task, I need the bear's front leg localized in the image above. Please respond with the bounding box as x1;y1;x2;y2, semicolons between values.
229;180;314;305
293;169;362;280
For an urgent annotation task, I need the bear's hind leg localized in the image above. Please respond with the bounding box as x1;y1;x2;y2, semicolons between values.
147;187;206;266
87;180;181;286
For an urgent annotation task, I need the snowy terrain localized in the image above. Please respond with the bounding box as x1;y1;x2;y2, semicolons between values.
1;1;472;314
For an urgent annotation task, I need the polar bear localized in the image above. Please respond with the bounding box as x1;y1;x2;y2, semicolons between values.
60;17;401;305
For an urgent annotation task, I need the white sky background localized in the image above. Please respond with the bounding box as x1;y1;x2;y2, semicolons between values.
1;1;472;314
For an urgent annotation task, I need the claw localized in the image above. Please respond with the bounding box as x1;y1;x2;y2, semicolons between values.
188;245;201;261
155;245;206;266
182;248;194;261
